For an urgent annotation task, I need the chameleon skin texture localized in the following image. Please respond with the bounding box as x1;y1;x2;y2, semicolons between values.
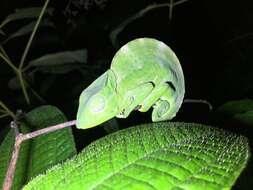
76;38;185;129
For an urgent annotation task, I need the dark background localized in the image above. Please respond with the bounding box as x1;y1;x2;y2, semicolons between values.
0;0;253;188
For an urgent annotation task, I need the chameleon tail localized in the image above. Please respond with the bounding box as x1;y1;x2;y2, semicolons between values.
152;46;185;122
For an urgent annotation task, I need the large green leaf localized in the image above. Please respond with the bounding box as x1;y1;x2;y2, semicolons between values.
23;122;249;190
23;105;76;180
0;105;76;189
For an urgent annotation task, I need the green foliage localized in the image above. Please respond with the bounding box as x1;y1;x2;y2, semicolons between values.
217;99;253;126
217;99;253;117
0;7;54;30
28;49;87;74
3;20;55;44
0;1;88;105
0;105;76;189
0;1;253;189
23;122;249;190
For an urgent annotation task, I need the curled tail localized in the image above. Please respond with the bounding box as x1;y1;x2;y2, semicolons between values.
152;42;185;122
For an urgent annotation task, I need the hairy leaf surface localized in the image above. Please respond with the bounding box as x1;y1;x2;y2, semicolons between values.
24;122;249;190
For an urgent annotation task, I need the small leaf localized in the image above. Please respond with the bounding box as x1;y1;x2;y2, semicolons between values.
36;63;84;74
234;110;253;126
28;49;87;74
24;122;250;190
4;20;55;43
29;49;87;67
217;99;253;116
0;7;54;29
216;99;253;126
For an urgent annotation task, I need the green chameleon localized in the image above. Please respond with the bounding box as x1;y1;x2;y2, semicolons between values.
76;38;185;129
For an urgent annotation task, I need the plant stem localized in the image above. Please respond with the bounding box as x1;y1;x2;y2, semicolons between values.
0;113;9;118
0;18;11;30
0;45;11;61
169;0;174;20
19;0;50;70
2;123;22;190
0;101;15;119
184;99;213;111
2;119;76;190
17;71;30;104
22;120;76;141
110;0;189;47
0;51;18;73
174;0;189;6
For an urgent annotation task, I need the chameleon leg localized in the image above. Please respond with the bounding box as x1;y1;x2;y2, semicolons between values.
116;82;154;118
138;82;178;121
138;84;169;112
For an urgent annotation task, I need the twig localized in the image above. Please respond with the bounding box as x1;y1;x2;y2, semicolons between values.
169;0;174;20
17;71;30;104
0;51;18;73
0;101;15;119
2;121;20;190
21;120;76;141
184;98;213;111
19;0;50;70
2;119;76;190
109;0;189;47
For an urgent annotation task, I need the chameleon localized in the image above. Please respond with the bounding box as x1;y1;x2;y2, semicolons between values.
76;38;185;129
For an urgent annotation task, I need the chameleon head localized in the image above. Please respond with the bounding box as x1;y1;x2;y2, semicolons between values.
76;70;119;129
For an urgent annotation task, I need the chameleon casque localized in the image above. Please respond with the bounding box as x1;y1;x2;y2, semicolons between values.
76;38;185;129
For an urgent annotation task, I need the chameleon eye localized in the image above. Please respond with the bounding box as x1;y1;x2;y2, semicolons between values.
89;95;105;113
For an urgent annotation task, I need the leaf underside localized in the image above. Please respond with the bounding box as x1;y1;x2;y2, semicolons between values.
23;122;250;190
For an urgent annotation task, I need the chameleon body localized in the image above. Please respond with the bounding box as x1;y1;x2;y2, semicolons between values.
76;38;185;129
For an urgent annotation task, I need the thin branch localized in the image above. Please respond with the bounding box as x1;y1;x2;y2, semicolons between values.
0;108;6;113
2;136;22;190
21;120;76;141
0;113;9;118
109;0;189;47
174;0;189;6
0;19;10;30
0;45;11;60
2;119;76;190
24;78;46;104
184;99;213;111
19;0;50;69
0;101;15;119
110;3;170;47
2;122;20;190
169;0;174;20
17;71;30;104
0;51;18;73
